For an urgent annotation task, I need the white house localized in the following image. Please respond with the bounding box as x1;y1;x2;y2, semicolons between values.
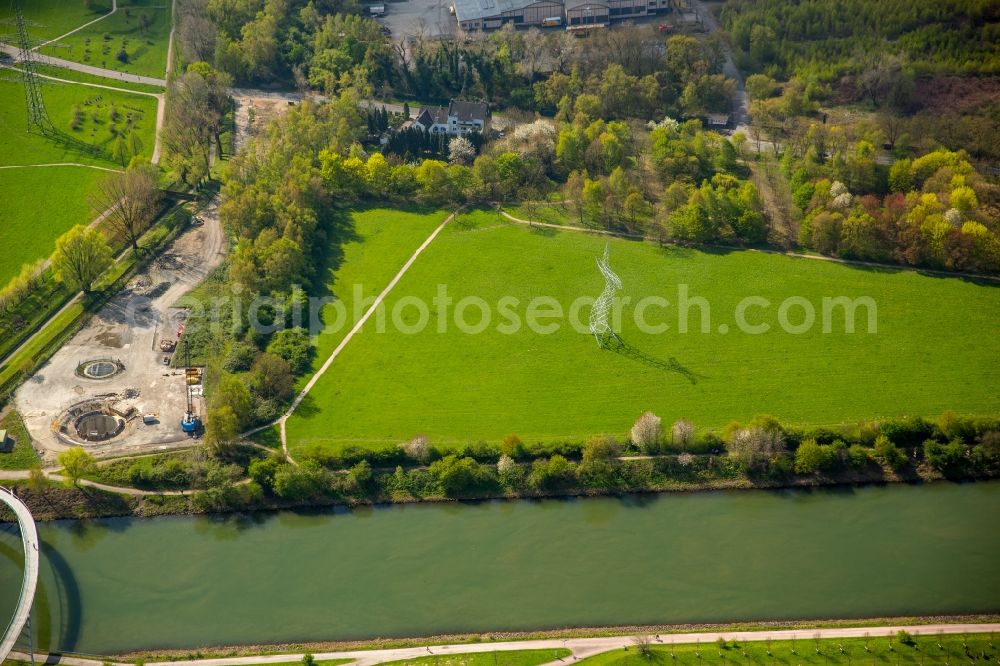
413;100;491;136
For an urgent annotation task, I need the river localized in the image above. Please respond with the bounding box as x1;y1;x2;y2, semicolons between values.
1;482;999;655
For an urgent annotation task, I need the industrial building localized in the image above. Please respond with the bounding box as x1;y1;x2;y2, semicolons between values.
454;0;672;31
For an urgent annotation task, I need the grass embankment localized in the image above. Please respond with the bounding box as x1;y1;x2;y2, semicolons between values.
0;409;41;470
39;0;171;79
286;209;1000;455
578;633;996;666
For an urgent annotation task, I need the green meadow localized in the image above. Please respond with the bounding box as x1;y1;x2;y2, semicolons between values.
0;166;104;285
0;77;157;284
0;0;113;43
39;0;171;79
285;208;1000;454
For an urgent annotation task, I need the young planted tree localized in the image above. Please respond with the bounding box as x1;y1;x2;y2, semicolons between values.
57;447;96;487
90;165;162;253
52;225;113;293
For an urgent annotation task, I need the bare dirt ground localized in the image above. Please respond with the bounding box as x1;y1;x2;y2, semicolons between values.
14;199;226;462
231;90;306;152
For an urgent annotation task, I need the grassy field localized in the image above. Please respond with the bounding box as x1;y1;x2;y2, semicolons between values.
0;409;40;470
0;77;157;285
0;79;157;166
0;0;113;43
576;633;996;665
304;206;453;381
0;166;105;285
39;0;171;79
285;208;1000;454
378;649;572;666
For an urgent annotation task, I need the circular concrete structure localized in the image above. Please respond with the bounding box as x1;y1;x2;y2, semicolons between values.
77;359;125;380
74;411;126;441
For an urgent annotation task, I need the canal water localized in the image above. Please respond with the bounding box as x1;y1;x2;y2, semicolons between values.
1;482;999;654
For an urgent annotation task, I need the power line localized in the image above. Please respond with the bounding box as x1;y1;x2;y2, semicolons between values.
11;0;55;135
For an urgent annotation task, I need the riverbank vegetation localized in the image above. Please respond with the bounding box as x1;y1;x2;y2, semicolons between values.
6;410;998;521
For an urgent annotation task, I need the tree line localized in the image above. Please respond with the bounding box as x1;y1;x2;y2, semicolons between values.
175;0;736;120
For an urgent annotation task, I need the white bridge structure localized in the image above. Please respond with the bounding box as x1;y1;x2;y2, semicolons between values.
0;486;39;662
588;244;624;348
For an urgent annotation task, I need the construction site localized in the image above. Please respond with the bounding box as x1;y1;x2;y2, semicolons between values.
14;199;226;461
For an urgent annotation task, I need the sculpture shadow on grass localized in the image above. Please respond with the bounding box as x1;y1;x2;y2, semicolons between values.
606;337;702;385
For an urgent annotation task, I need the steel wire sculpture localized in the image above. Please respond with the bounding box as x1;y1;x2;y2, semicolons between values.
588;244;624;348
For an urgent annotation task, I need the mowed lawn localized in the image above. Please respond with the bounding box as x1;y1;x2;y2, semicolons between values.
302;206;451;382
40;0;171;79
0;79;157;166
0;0;113;42
286;209;1000;453
0;78;156;285
0;167;104;285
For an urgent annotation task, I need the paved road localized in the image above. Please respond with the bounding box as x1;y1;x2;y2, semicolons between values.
0;43;167;87
0;469;197;496
691;0;748;131
8;623;1000;666
0;487;40;663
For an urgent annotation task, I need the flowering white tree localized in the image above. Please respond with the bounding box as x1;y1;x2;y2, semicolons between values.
402;435;431;463
630;411;663;452
672;419;695;448
726;427;784;471
448;136;476;165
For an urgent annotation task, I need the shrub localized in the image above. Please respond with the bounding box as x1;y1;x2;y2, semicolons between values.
576;436;621;488
529;455;575;490
248;455;282;493
500;433;526;458
880;416;934;447
266;327;312;374
429;455;491;496
273;460;333;500
923;438;967;475
497;454;524;490
223;342;258;372
349;460;374;493
794;438;837;474
874;434;907;470
847;444;870;467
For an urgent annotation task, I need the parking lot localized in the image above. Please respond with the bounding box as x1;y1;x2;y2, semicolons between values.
374;0;458;39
